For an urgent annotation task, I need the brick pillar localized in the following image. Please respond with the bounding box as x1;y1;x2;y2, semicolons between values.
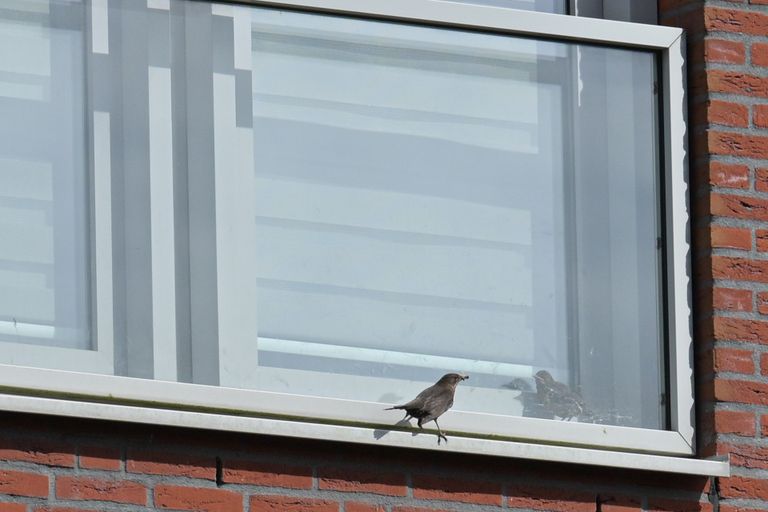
661;1;768;508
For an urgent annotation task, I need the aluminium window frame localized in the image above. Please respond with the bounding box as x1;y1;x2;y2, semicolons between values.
0;0;718;475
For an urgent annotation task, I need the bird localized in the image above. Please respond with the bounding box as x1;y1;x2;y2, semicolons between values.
385;373;468;445
533;370;585;421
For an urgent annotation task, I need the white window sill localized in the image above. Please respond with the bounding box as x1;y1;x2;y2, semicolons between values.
0;393;729;477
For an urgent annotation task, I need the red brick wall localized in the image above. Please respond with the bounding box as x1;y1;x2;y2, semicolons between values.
0;413;713;511
661;0;768;511
0;1;765;511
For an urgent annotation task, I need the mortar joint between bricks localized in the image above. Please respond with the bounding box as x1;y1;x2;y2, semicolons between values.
405;472;413;498
215;456;223;487
708;476;720;512
595;493;608;512
500;481;507;510
48;467;55;501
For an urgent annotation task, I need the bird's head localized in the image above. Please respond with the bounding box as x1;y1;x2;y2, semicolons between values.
438;373;469;387
534;370;555;385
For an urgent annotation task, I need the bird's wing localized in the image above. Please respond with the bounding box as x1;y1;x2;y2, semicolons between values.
535;382;555;404
551;382;584;405
566;390;585;407
418;388;454;423
400;384;438;411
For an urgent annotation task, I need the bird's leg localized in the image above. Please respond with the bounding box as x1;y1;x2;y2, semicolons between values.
433;419;448;445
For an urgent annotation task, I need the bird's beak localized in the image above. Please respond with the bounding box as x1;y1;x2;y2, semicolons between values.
461;374;469;381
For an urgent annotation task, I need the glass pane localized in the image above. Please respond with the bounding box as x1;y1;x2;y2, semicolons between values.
577;0;657;24
458;0;566;13
3;0;663;431
572;45;662;428
247;8;662;429
0;0;90;350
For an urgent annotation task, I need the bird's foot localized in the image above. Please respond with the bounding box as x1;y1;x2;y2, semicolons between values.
437;433;448;445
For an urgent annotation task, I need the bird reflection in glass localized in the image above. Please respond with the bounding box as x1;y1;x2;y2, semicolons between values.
533;370;585;422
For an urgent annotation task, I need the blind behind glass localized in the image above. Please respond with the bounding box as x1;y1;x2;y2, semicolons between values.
0;0;90;350
456;0;566;13
248;8;663;428
1;0;663;431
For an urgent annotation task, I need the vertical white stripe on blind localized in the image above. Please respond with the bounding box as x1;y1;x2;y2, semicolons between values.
92;0;109;54
93;111;114;363
147;0;170;10
213;71;259;388
233;7;252;71
148;66;178;381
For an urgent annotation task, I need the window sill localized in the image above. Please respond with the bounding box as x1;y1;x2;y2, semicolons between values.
0;393;729;477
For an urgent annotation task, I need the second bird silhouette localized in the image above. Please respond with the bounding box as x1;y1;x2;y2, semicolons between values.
534;370;585;421
386;373;468;445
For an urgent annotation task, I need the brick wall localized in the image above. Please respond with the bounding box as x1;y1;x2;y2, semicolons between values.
661;0;768;511
0;413;712;512
0;1;766;511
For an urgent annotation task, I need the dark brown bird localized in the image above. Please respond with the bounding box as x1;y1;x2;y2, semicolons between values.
533;370;584;421
386;373;468;444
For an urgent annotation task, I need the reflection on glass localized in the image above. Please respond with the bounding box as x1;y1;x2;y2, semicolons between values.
3;0;663;430
248;8;662;429
456;0;566;13
0;1;90;350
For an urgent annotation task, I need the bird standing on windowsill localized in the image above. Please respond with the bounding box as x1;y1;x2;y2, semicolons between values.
533;370;585;421
386;373;468;445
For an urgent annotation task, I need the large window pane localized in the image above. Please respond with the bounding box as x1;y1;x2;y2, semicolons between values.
2;0;664;431
247;8;662;429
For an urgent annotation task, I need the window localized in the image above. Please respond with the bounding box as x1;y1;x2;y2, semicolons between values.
249;9;662;430
0;0;102;370
572;0;657;24
460;0;566;13
0;0;721;474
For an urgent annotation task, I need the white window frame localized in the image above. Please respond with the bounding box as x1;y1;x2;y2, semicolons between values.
0;0;729;477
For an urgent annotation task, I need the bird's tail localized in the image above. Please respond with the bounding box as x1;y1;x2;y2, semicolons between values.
385;405;404;410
